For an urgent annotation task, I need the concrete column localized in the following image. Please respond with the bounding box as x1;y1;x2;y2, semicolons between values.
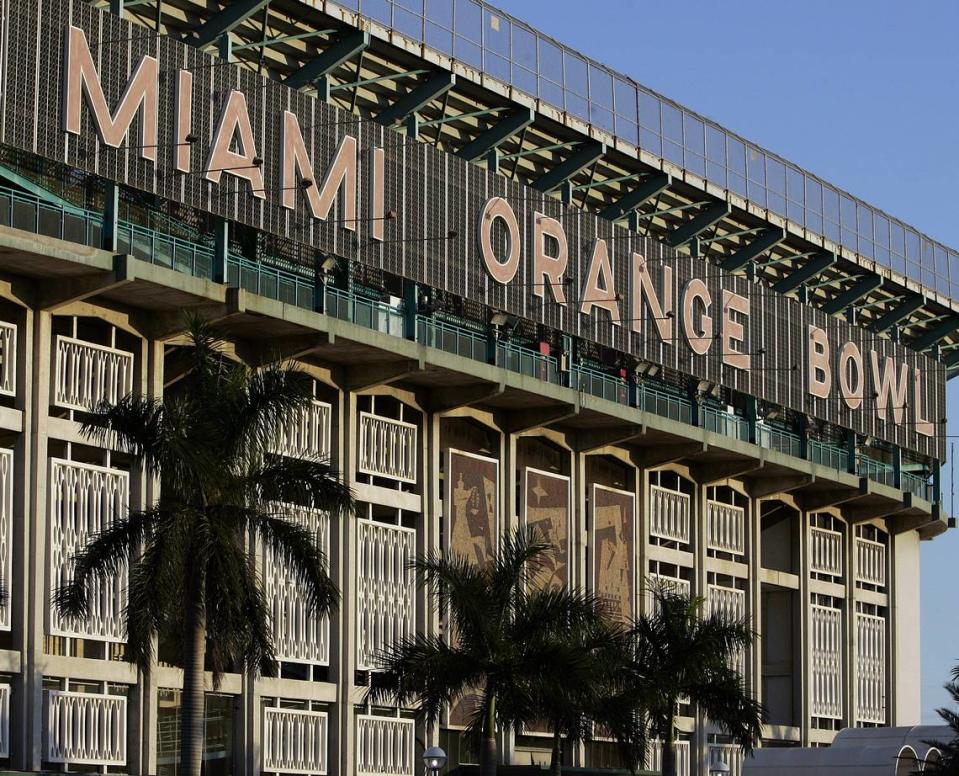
798;512;811;746
891;530;921;725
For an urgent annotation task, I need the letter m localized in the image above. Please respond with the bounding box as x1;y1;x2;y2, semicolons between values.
62;25;159;162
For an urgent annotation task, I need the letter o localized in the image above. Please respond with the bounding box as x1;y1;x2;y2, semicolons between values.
479;197;521;284
839;341;863;410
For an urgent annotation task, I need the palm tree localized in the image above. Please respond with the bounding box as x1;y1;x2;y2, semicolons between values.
370;528;603;776
925;665;959;774
606;587;765;776
54;319;354;776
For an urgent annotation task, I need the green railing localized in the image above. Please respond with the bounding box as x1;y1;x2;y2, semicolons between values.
809;440;847;471
570;363;628;404
326;287;405;336
121;222;215;280
0;184;102;247
757;424;803;457
902;471;933;501
857;455;896;487
636;380;692;424
702;406;750;442
228;254;314;309
416;315;487;361
496;340;560;384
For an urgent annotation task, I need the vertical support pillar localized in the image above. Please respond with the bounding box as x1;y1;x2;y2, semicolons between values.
316;75;332;104
402;279;418;342
933;460;942;504
313;257;326;315
687;382;700;428
892;447;902;491
109;0;124;15
217;33;233;63
213;218;229;284
103;182;120;252
486;148;500;175
846;434;858;476
744;396;758;445
485;325;497;366
405;114;420;140
559;181;573;205
797;415;809;460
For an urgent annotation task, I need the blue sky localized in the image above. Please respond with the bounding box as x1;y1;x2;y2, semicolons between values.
487;0;959;721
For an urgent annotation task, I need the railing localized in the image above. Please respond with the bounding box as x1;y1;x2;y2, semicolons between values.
702;406;749;442
273;400;333;461
262;707;328;775
636;380;692;423
264;505;331;665
647;574;691;615
645;740;690;776
902;471;933;501
117;221;214;280
757;424;802;457
0;185;102;248
0;449;11;632
496;340;560;384
0;321;15;397
855;536;886;588
857;455;895;487
856;613;887;725
810;526;844;578
356;715;415;776
54;335;135;413
708;744;744;776
229;254;314;310
810;605;843;720
706;500;745;555
46;690;127;766
415;315;486;361
809;440;847;471
0;683;9;758
570;363;628;404
356;520;417;671
650;485;691;544
48;459;128;641
358;412;417;484
326;287;405;336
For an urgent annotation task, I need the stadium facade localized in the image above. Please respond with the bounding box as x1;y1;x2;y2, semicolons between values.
0;0;951;774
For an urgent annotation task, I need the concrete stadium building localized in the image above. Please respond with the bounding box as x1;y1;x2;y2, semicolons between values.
0;0;950;774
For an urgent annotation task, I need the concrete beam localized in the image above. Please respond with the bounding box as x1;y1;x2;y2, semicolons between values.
501;402;579;435
532;141;606;193
376;72;456;127
191;0;270;47
745;474;813;500
771;251;836;294
821;275;883;315
284;31;370;89
599;173;672;222
145;287;244;340
843;498;910;524
344;358;423;392
690;457;763;484
38;254;134;310
573;424;642;453
909;315;959;352
665;202;731;248
428;381;505;413
457;108;534;163
633;441;706;468
796;485;862;513
870;295;925;334
236;333;332;366
719;227;786;273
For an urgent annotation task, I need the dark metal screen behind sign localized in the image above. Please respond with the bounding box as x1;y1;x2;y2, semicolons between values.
0;0;945;459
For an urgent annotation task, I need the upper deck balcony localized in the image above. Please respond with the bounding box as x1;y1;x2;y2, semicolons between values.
106;0;959;370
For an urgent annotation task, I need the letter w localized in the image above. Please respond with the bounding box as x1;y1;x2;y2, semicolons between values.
869;351;909;425
62;26;159;162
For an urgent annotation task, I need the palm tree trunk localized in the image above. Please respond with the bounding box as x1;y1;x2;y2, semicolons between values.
179;595;207;776
549;728;562;776
479;692;497;776
661;717;676;776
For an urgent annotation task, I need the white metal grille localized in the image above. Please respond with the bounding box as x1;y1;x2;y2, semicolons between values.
647;574;691;615
709;744;744;776
706;499;745;555
650;485;691;544
262;707;328;775
855;537;886;588
810;604;843;720
0;683;10;758
263;505;330;665
0;321;16;397
856;612;886;725
645;740;690;776
0;449;12;631
708;585;747;675
356;715;415;776
273;400;332;461
358;412;417;483
810;526;843;577
48;459;129;640
356;520;416;671
54;335;135;412
45;690;127;766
